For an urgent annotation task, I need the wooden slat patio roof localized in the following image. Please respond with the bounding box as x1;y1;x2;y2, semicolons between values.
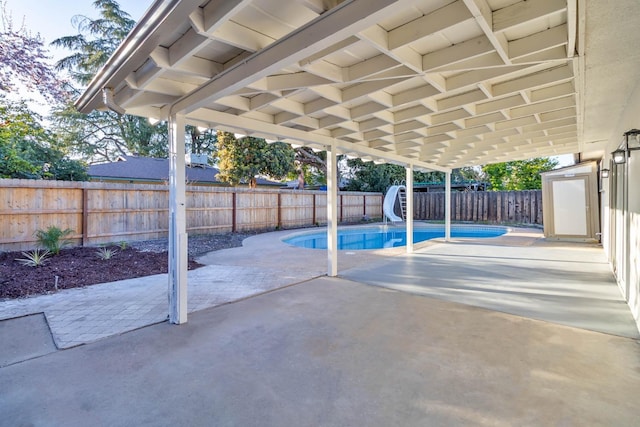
76;0;638;170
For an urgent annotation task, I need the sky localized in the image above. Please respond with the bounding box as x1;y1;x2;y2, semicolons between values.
4;0;152;61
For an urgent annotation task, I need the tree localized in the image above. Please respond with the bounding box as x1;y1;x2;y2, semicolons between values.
0;97;88;180
344;159;448;193
51;0;135;85
0;1;69;102
50;0;168;163
216;131;295;187
53;104;169;162
482;158;558;190
186;126;217;162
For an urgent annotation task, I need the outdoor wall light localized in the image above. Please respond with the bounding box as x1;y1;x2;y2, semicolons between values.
613;128;640;164
600;168;610;178
612;149;626;164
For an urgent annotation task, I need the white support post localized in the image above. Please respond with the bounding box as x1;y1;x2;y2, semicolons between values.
168;113;188;324
326;144;338;276
405;164;414;253
445;171;451;241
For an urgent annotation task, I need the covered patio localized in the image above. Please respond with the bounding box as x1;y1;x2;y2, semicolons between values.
2;230;640;425
76;0;640;334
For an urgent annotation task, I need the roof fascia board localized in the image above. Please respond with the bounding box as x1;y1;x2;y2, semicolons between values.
76;0;204;113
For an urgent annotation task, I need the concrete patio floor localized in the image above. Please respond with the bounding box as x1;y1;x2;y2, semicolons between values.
343;231;640;339
1;226;640;425
2;275;640;426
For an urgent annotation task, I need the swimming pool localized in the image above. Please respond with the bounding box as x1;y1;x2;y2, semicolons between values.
283;224;508;250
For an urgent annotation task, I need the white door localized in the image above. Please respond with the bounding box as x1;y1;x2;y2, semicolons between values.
551;177;590;237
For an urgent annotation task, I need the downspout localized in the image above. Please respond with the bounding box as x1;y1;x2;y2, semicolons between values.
102;88;125;115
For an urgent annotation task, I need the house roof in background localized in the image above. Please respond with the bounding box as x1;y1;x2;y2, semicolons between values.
87;156;281;186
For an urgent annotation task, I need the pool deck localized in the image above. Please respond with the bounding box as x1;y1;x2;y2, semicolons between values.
1;225;637;352
1;225;640;425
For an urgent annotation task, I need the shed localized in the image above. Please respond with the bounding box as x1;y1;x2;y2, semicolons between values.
541;162;600;242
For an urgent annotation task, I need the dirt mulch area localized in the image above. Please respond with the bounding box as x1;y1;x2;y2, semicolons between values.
0;232;257;300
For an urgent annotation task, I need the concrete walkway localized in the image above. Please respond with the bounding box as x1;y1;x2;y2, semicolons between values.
0;253;323;349
0;229;382;350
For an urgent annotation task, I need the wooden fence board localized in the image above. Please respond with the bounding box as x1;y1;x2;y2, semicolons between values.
413;190;543;225
0;179;382;251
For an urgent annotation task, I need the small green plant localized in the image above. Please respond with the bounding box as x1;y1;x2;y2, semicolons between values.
35;226;74;254
16;249;51;267
117;241;128;250
96;246;118;260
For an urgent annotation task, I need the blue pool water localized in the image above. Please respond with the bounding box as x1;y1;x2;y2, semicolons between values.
283;225;507;250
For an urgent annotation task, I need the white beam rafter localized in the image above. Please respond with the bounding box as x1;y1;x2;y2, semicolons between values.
463;0;510;64
388;0;473;50
423;36;495;72
493;0;567;33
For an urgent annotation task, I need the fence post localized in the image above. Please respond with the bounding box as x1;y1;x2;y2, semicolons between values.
277;192;282;229
82;187;89;247
312;194;316;225
232;192;237;232
340;194;343;223
363;195;366;217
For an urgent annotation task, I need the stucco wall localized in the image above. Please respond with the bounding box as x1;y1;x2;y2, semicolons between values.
600;80;640;333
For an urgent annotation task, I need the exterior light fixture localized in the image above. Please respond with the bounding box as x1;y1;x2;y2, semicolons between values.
612;149;626;164
613;128;640;163
600;168;610;178
626;128;640;150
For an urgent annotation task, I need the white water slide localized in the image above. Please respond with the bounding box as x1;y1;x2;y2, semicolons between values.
383;185;406;223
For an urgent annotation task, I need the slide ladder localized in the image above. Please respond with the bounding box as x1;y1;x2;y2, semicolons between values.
383;185;406;223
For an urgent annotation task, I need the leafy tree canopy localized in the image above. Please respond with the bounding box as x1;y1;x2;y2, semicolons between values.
50;0;173;163
52;0;135;85
344;159;443;193
52;103;169;162
344;157;556;192
482;158;558;190
216;131;295;187
0;97;88;180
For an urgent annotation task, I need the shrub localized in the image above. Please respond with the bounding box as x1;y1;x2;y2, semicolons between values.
16;249;51;267
95;246;117;260
35;226;74;254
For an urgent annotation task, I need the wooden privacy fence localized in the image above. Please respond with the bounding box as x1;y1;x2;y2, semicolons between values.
0;179;383;251
413;190;543;224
